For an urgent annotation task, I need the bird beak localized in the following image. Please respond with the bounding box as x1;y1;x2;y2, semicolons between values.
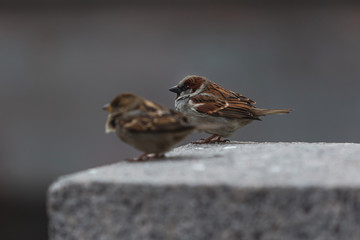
102;103;112;112
169;86;181;94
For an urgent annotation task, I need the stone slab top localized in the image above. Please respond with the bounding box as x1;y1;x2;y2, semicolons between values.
50;142;360;192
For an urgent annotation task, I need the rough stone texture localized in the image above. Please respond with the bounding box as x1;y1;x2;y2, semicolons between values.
48;142;360;240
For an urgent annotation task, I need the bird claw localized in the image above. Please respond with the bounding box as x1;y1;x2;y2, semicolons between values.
192;136;230;144
126;153;165;162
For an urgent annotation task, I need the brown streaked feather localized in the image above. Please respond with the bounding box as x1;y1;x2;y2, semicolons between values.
192;82;260;120
141;99;168;112
183;76;206;92
117;109;194;133
251;108;292;116
107;92;195;133
110;92;168;115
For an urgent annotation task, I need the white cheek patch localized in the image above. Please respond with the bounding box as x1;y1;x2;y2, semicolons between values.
105;115;116;133
105;125;116;133
183;89;193;95
177;88;194;101
190;83;205;97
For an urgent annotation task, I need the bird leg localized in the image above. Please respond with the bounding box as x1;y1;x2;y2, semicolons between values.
192;134;217;144
192;134;229;144
214;136;230;143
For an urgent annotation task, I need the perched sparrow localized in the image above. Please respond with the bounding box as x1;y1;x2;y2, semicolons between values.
169;75;292;143
103;93;196;161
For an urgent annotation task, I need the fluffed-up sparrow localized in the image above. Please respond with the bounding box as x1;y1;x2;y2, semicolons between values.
169;75;292;143
103;93;197;161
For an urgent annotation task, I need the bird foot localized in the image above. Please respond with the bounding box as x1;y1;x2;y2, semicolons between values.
213;138;230;143
127;153;165;162
192;135;230;144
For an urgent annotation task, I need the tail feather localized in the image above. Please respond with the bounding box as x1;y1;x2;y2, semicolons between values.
252;108;293;116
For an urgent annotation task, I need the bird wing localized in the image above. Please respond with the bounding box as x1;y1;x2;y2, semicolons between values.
119;109;195;133
190;83;260;120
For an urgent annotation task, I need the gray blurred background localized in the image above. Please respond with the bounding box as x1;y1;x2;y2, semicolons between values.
1;1;360;239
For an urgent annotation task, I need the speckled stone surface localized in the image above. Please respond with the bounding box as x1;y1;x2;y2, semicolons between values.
48;142;360;240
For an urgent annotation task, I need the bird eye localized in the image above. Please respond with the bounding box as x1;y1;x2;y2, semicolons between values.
180;85;189;91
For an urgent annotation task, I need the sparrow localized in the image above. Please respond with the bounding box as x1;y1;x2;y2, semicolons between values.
103;93;196;161
169;75;292;143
